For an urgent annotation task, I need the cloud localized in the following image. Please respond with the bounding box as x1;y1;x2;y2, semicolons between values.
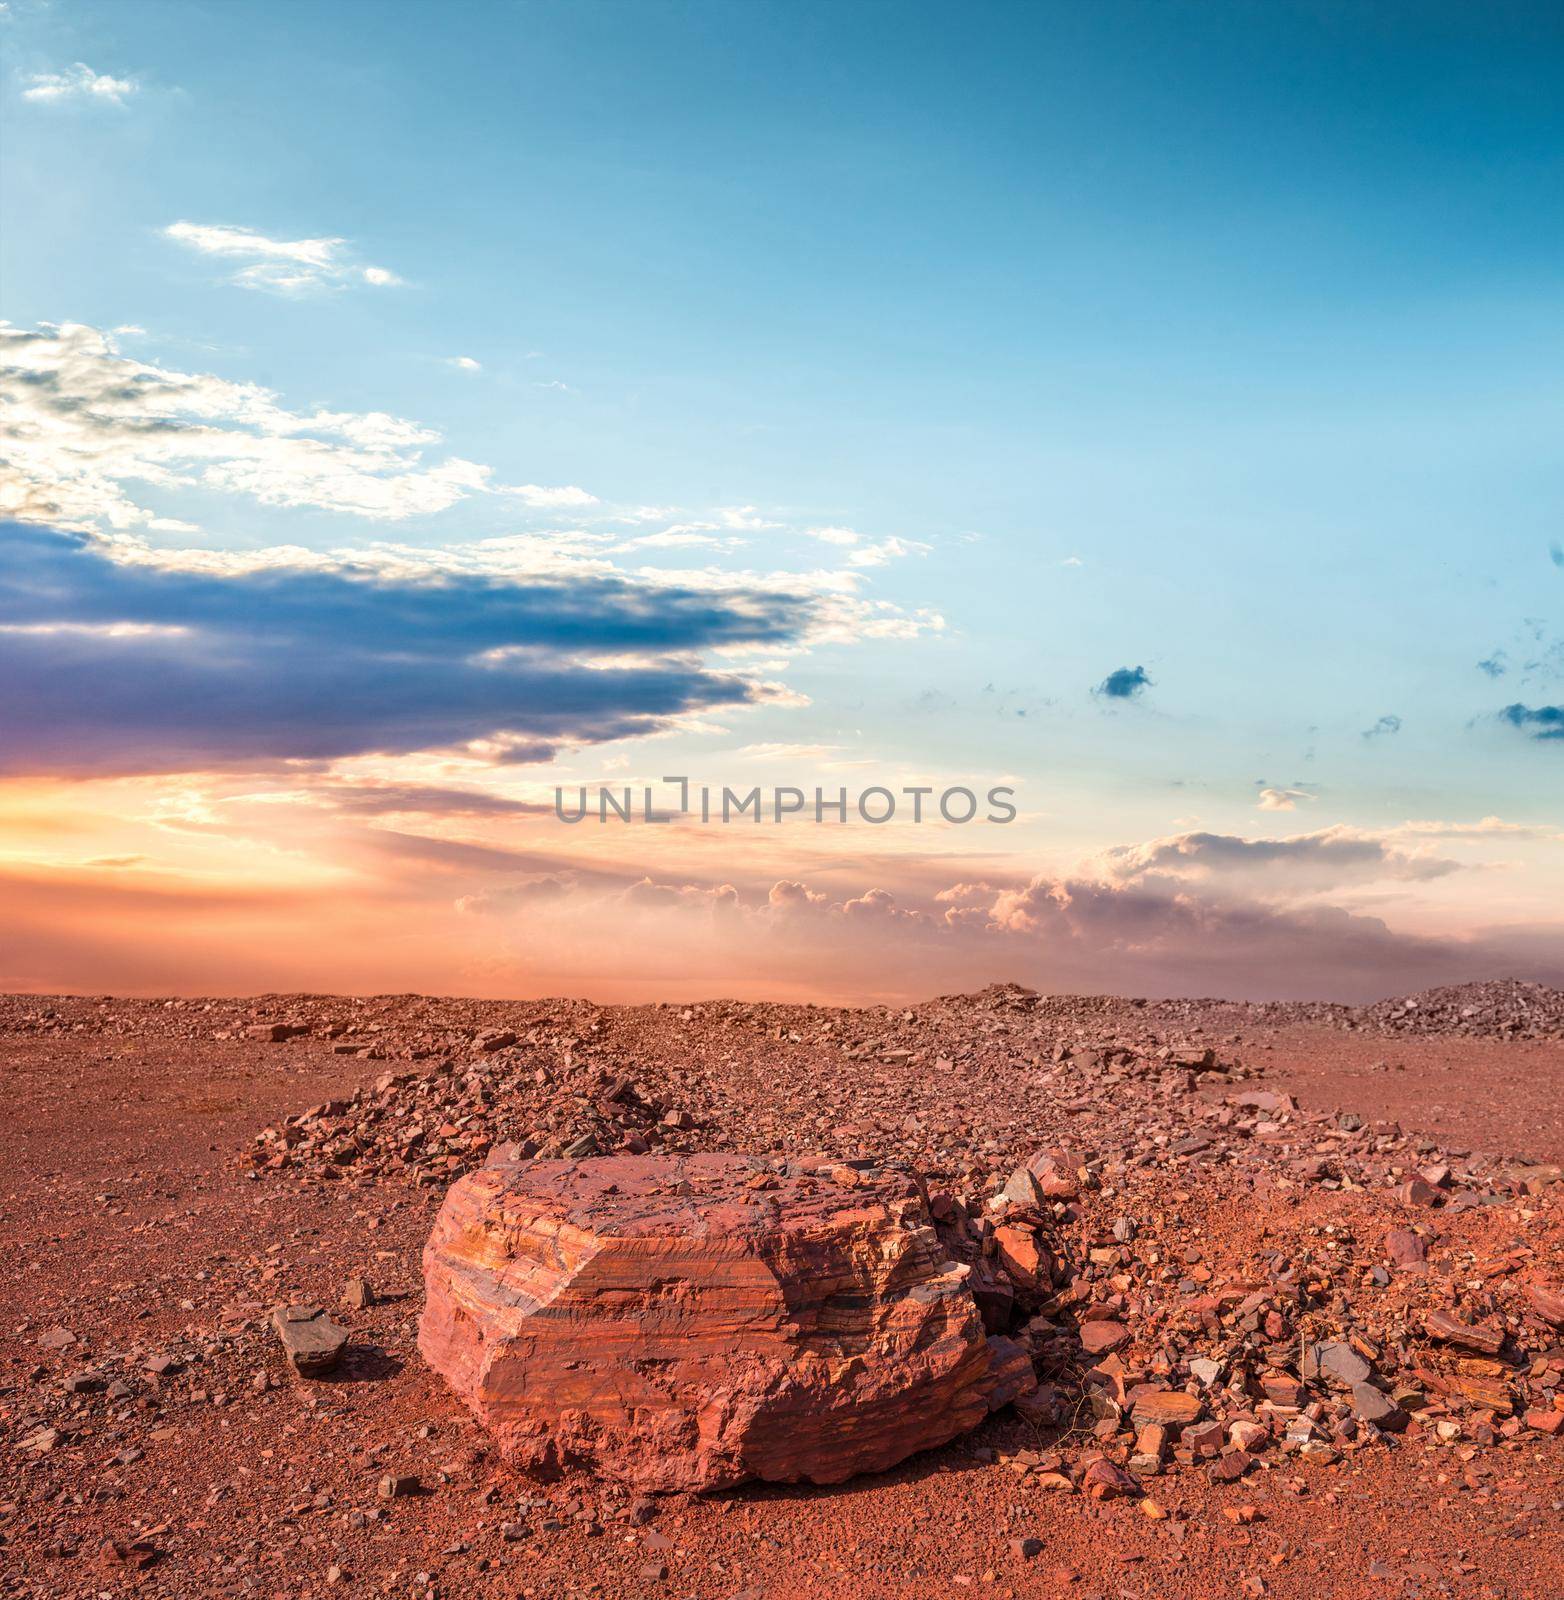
0;523;826;778
845;536;931;568
807;526;861;547
1551;541;1563;568
163;222;401;294
457;873;575;913
1256;786;1312;811
1477;651;1508;678
499;484;599;509
22;63;136;104
1361;713;1402;740
0;321;591;529
1098;825;1462;892
449;861;1564;1005
1095;664;1152;699
448;356;482;372
1499;703;1564;741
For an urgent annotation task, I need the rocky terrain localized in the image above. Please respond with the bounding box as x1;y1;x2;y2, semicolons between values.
1;979;1561;1599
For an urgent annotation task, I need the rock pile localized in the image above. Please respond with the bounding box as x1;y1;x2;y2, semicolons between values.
420;1151;1026;1490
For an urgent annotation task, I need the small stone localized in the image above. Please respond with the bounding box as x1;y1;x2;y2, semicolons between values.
1132;1390;1202;1428
1350;1384;1407;1432
1384;1229;1426;1269
1082;1457;1142;1500
1011;1537;1044;1560
1525;1281;1564;1326
341;1277;375;1311
1303;1340;1371;1389
1079;1320;1130;1355
1208;1450;1251;1483
378;1473;419;1499
1422;1308;1504;1353
271;1305;349;1377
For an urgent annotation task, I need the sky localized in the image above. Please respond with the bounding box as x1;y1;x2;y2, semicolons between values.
1;0;1561;1003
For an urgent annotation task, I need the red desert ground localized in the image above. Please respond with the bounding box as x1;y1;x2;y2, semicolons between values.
2;978;1560;1598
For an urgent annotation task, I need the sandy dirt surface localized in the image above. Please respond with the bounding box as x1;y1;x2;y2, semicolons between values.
1;984;1560;1600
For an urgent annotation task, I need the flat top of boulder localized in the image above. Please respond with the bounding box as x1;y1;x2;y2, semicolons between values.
471;1151;920;1241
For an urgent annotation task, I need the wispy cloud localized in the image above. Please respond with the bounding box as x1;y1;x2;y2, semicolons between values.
845;536;931;568
22;62;137;105
0;321;592;529
1361;713;1402;740
447;355;482;372
163;222;402;294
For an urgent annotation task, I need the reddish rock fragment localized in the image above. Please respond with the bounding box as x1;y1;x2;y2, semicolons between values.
1131;1390;1203;1428
1082;1457;1142;1500
1384;1229;1427;1270
1525;1281;1564;1327
1078;1320;1130;1355
420;1152;1006;1491
1423;1309;1505;1354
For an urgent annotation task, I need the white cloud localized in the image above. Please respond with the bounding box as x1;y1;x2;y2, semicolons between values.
23;63;136;105
846;536;932;568
499;483;599;509
1257;786;1313;811
807;526;860;546
448;356;482;372
0;320;593;529
1061;555;1084;567
163;221;401;295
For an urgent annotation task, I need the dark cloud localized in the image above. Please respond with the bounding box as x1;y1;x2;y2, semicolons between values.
1477;652;1507;679
1361;714;1402;740
1095;664;1152;699
1550;541;1563;568
0;524;820;777
306;782;550;818
1499;703;1564;741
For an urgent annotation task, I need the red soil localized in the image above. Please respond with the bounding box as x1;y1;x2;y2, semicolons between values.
1;987;1560;1600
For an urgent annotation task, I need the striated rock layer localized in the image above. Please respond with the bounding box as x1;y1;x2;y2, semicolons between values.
419;1151;1012;1491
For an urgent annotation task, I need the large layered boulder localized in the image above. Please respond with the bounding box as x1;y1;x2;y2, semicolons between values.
419;1152;1016;1491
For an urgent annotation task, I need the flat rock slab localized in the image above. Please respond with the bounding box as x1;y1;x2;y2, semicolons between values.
419;1152;1005;1491
271;1305;348;1376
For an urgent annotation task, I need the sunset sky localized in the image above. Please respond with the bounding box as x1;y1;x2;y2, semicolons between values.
2;0;1561;1003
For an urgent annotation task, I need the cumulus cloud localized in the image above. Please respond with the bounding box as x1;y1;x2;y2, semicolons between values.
0;523;824;777
1098;826;1462;892
22;63;136;104
451;861;1564;1004
163;222;401;294
1500;703;1564;741
1096;664;1152;699
0;321;592;530
447;356;482;372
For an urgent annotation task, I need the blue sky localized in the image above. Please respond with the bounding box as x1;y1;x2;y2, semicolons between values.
1;0;1561;999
